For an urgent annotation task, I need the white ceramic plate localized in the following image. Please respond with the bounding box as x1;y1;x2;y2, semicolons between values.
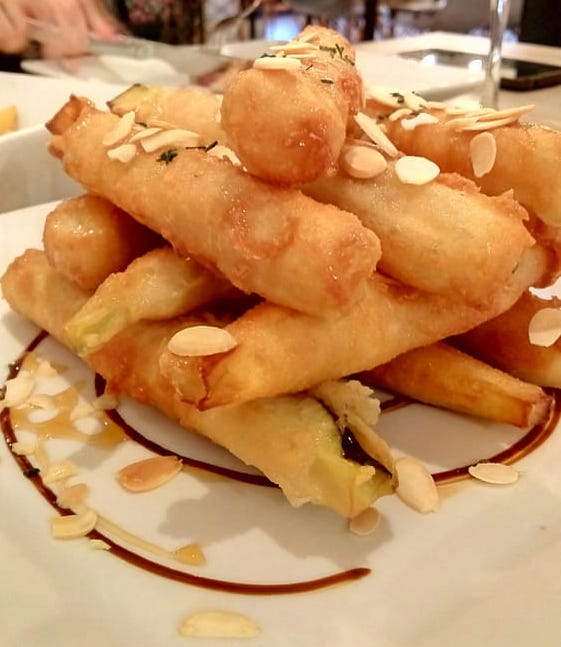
2;202;561;647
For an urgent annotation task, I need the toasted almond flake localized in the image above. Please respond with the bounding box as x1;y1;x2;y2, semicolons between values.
364;85;407;109
426;100;447;110
528;307;561;347
468;462;519;485
36;359;57;377
146;118;178;129
403;90;427;111
445;104;478;116
445;115;480;130
477;104;535;122
93;393;119;410
207;144;241;166
102;110;135;147
117;455;182;492
70;402;96;421
11;440;37;456
388;107;413;121
174;543;206;566
253;56;302;71
395;456;439;513
401;112;440;130
107;143;136;163
286;52;319;60
470;131;497;178
27;394;57;410
178;611;260;638
340;145;388;179
354;112;398;157
89;538;111;550
168;325;237;357
297;30;317;43
269;42;318;53
140;128;200;153
56;482;89;509
460;116;519;131
0;372;34;408
349;507;380;536
128;126;162;143
395;156;440;185
43;459;78;485
51;509;97;539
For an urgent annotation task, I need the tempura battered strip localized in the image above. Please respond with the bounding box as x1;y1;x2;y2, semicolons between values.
221;26;363;185
161;245;550;409
1;249;393;519
43;194;160;290
65;247;238;356
457;291;561;388
366;98;561;227
362;342;553;429
304;167;534;307
47;99;381;316
107;84;225;145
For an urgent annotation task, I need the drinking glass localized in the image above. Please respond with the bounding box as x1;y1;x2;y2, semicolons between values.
481;0;512;108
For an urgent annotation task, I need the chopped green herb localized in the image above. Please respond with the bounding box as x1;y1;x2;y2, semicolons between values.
321;78;334;84
391;92;405;104
137;121;147;127
205;140;218;152
335;43;344;58
24;467;40;478
305;63;314;71
319;45;337;57
157;148;178;164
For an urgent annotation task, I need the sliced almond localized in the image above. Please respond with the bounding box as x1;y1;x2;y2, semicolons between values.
107;143;136;163
11;440;37;456
354;112;398;157
445;115;480;130
469;131;497;178
43;459;78;485
0;372;34;408
140;128;200;153
89;538;111;550
528;307;561;347
117;455;182;493
425;100;447;110
349;507;380;536
178;611;260;638
146;118;178;129
460;116;519;132
51;509;97;539
128;126;162;143
401;112;440;131
56;483;89;509
364;85;407;109
395;156;440;185
476;104;535;122
207;144;241;166
468;462;519;485
253;56;301;71
70;402;96;421
36;359;57;377
388;107;413;122
102;110;135;147
395;456;439;513
93;393;119;410
269;42;318;54
27;394;57;410
167;325;237;357
403;90;427;111
340;145;388;179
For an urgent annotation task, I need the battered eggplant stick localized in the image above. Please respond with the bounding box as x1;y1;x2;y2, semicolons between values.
304;168;534;307
160;244;550;409
366;95;561;227
1;250;392;519
362;342;553;429
107;84;225;145
43;194;159;290
46;99;381;316
64;247;238;356
457;291;561;388
221;26;363;185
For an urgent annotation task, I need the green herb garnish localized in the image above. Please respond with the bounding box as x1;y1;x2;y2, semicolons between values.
157;148;178;164
391;92;405;104
321;78;334;84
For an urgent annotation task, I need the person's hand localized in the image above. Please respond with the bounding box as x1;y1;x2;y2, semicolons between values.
0;0;123;58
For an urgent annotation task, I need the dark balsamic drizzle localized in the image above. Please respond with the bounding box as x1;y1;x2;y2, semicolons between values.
1;332;370;595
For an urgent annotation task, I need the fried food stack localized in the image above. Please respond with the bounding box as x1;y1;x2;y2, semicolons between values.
3;27;561;520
